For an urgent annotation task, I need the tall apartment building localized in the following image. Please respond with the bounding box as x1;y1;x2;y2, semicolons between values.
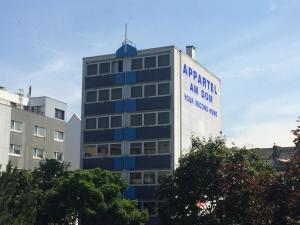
81;42;221;224
0;87;67;171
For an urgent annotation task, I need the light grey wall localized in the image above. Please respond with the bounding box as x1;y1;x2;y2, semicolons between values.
65;114;81;170
9;107;66;170
0;104;11;171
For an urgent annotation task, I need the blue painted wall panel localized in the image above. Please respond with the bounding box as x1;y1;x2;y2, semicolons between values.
114;128;124;141
84;129;118;143
115;73;125;84
136;126;171;139
135;155;171;170
114;101;124;113
124;186;136;199
125;99;136;112
113;157;124;170
116;44;137;58
124;128;137;140
82;158;114;170
125;71;137;84
136;96;170;111
124;156;136;170
136;67;171;83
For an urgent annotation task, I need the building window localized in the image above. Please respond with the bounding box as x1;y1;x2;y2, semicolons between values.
111;115;122;128
98;89;110;101
130;142;142;155
144;84;156;97
158;54;170;67
112;60;123;73
86;118;97;129
158;171;170;184
157;112;170;125
31;106;43;114
111;88;122;100
97;144;109;157
144;113;156;126
145;56;156;69
85;145;97;158
158;83;170;96
157;140;170;154
144;171;156;184
54;152;63;161
54;131;64;141
87;64;98;76
55;108;65;120
86;91;97;103
34;126;46;137
131;86;143;98
10;120;23;132
99;62;110;74
144;142;156;155
130;114;142;127
9;144;21;156
98;117;109;129
110;144;122;156
130;172;142;185
33;148;44;159
131;58;143;70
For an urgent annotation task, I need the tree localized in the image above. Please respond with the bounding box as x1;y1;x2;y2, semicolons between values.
0;163;37;225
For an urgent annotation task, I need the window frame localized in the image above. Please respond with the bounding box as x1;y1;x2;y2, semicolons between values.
54;152;64;161
9;144;22;156
10;120;23;133
130;82;170;99
84;143;123;158
128;140;170;156
54;130;64;142
129;111;170;127
129;170;171;186
33;148;44;160
34;125;46;137
55;108;65;120
99;61;111;75
85;114;123;130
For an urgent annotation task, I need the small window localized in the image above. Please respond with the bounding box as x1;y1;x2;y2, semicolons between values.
99;62;110;74
9;144;21;156
85;145;97;158
54;131;64;141
33;148;44;159
86;118;96;129
54;152;63;161
143;171;156;184
158;54;170;67
144;113;156;126
158;141;170;154
145;56;156;69
131;86;143;98
130;172;142;185
144;142;156;155
97;144;109;157
98;117;109;129
86;91;97;102
110;144;122;156
144;84;156;97
158;112;170;125
158;171;170;184
11;120;23;132
55;108;65;120
131;58;143;70
112;60;123;73
158;83;170;96
143;202;157;215
111;88;122;100
131;114;142;127
87;64;98;76
111;115;122;128
98;89;110;101
34;126;46;137
130;142;142;155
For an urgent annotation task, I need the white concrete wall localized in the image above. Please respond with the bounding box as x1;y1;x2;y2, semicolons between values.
65;114;81;170
0;104;11;171
0;88;29;107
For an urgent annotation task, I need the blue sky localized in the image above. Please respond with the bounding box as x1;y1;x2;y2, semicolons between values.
1;0;299;147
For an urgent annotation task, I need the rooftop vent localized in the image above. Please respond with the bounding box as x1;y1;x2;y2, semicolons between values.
186;45;196;60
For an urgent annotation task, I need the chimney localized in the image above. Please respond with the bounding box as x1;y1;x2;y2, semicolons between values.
186;45;196;60
27;85;32;98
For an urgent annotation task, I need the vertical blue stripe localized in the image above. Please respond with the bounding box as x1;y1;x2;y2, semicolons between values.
114;128;123;141
115;73;125;84
114;101;123;113
113;157;123;170
125;99;136;112
124;156;136;170
124;186;136;199
124;128;136;140
126;71;136;84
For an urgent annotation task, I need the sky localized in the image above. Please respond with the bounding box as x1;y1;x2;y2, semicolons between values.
0;0;299;148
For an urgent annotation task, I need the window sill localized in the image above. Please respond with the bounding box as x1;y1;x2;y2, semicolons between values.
54;139;64;142
34;134;45;138
10;129;22;133
9;154;21;157
33;157;43;160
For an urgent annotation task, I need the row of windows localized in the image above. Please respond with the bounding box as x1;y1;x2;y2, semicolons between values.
84;140;170;158
9;144;63;161
11;121;64;141
129;170;170;185
86;54;170;76
138;201;162;216
86;82;170;103
85;111;170;130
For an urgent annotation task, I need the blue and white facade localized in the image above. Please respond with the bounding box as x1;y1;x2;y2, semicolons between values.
81;44;221;224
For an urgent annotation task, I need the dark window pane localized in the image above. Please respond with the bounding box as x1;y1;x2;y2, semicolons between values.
158;83;170;96
144;171;156;184
55;108;65;120
130;172;142;184
131;114;142;126
112;60;123;73
98;117;109;129
86;118;96;129
98;89;109;101
144;84;156;97
99;62;110;74
130;142;142;155
86;91;97;102
111;88;122;100
158;54;170;67
110;144;121;156
131;86;142;98
144;113;156;126
111;115;122;128
87;64;98;76
145;56;156;69
158;112;170;124
144;142;156;154
158;141;170;154
85;145;97;157
97;145;108;157
131;58;143;70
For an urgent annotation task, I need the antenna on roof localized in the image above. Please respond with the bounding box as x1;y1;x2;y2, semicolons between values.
125;23;128;44
122;23;136;48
